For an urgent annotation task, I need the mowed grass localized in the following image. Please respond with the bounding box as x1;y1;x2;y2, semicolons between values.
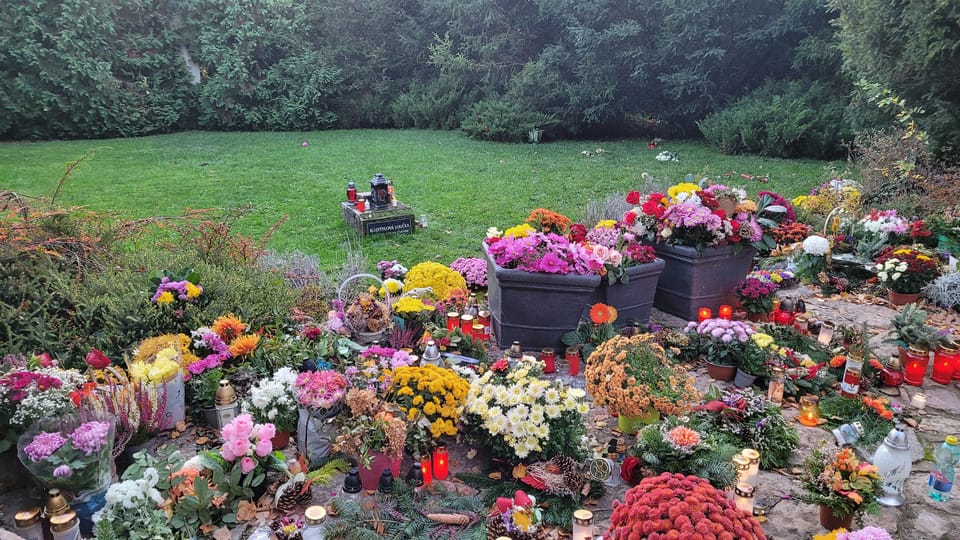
0;130;850;270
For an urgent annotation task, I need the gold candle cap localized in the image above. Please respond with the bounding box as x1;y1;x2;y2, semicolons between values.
741;448;760;464
573;509;594;525
45;488;69;516
215;379;236;405
304;505;327;526
732;455;750;470
48;510;78;533
14;507;41;527
734;483;755;497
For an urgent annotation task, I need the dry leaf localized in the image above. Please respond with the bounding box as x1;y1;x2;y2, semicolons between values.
237;500;258;522
512;464;527;479
170;431;181;439
466;449;477;460
255;511;270;521
488;471;502;480
195;436;209;445
175;421;187;432
212;528;231;540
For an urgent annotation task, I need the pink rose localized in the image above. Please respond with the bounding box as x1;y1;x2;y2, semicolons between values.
220;422;236;442
221;445;236;461
254;439;273;457
229;438;249;460
232;414;254;440
256;423;276;442
240;456;257;474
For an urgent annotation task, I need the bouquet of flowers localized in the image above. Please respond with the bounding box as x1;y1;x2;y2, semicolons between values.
813;527;894;540
93;456;171;539
628;417;738;489
792;178;862;217
692;387;799;469
795;445;883;526
462;358;588;461
735;277;780;314
149;268;203;306
585;334;700;418
527;208;572;234
858;209;908;241
129;334;193;430
605;472;766;540
795;234;832;283
583;220;658;284
188;327;233;380
873;246;941;294
332;387;407;466
18;417;115;495
295;370;348;411
1;365;84;434
487;490;544;540
201;413;285;501
386;364;469;440
242;367;299;433
294;369;348;465
684;318;755;367
450;257;487;289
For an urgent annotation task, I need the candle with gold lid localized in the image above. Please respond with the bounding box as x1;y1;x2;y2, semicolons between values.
49;510;79;540
14;507;43;540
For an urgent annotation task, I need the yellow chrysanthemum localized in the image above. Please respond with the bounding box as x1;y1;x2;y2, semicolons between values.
667;182;700;202
423;401;437;416
503;223;535;238
595;219;617;229
229;334;261;357
156;291;175;305
751;333;774;349
185;282;202;299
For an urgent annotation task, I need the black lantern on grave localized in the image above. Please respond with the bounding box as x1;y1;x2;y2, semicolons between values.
369;173;392;210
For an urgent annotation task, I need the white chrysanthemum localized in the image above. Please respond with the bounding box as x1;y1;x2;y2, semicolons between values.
802;235;831;255
545;404;562;419
543;388;561;404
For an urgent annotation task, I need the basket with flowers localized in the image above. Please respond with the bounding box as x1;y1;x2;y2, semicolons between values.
584;334;700;420
605;472;767;539
795;445;883;528
387;364;470;441
873;246;941;295
462;358;588;462
333;387;407;467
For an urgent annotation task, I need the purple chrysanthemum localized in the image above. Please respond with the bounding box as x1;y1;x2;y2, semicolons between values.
24;432;67;462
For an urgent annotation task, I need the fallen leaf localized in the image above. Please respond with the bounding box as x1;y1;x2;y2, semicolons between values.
212;528;231;540
195;436;209;445
488;472;502;480
255;511;270;521
170;431;181;439
175;421;187;432
466;449;477;460
237;500;258;522
790;468;803;475
512;464;527;479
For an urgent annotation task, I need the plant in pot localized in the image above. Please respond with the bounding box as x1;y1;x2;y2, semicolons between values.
241;367;298;449
734;337;769;388
200;413;287;505
873;246;941;305
584;334;701;434
627;416;738;489
562;303;619;360
332;387;407;490
886;303;941;385
735;276;780;320
684;318;755;381
794;445;882;530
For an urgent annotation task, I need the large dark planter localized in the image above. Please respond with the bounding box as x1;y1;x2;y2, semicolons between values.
601;259;666;327
484;245;601;349
652;243;756;321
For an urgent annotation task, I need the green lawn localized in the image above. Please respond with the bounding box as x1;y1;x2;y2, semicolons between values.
0;130;849;270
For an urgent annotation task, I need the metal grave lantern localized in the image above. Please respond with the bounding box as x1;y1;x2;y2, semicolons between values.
369;173;392;210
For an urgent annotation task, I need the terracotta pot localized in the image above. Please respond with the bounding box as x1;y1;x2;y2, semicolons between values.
705;361;737;382
617;410;661;434
818;504;853;530
887;289;921;306
745;311;769;322
271;430;291;449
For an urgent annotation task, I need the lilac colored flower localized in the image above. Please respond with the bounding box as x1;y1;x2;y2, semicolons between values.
450;257;488;288
24;432;67;462
69;421;111;456
53;465;72;478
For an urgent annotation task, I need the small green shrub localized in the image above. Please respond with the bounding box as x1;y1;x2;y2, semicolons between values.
698;79;852;159
460;99;556;142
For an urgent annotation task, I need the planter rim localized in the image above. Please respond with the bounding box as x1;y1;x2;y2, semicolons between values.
483;244;601;287
650;242;756;257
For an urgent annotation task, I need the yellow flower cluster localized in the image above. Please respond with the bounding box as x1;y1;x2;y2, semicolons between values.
464;363;588;459
503;223;535;238
667;182;701;203
584;334;700;417
792;186;860;216
388;365;469;439
378;278;404;298
393;296;435;315
595;219;617;229
133;334;199;370
812;530;846;540
403;262;467;301
751;332;775;349
128;351;180;383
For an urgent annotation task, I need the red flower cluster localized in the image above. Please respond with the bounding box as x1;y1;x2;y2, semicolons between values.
606;472;766;540
0;371;63;402
909;220;932;239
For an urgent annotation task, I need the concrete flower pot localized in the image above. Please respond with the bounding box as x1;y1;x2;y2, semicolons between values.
601;259;665;327
652;243;756;321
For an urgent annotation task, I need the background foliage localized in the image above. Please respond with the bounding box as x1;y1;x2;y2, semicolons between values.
2;0;954;158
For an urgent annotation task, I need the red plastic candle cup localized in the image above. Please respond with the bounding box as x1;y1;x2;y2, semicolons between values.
347;183;357;203
432;443;449;481
478;311;491;340
541;347;556;374
718;305;733;320
698;308;712;322
776;310;795;326
460;314;474;336
446;312;460;332
932;344;959;384
472;323;484;340
566;346;580;376
356;198;366;212
421;456;432;487
903;346;930;386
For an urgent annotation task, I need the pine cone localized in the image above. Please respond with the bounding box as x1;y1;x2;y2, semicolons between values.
275;480;311;512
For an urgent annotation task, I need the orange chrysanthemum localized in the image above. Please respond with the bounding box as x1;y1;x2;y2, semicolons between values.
212;314;247;342
665;426;701;449
829;355;846;368
589;303;617;325
229;334;261;357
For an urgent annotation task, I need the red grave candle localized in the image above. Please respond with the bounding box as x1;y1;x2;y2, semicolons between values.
446;312;460;332
903;346;930;386
541;348;556;374
566;346;580;376
420;456;432;487
932;344;959;384
718;305;733;320
698;308;712;322
460;314;474;337
432;443;449;481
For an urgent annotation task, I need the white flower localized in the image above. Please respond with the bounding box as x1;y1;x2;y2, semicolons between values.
892;272;902;281
878;272;888;282
802;235;831;256
896;263;908;272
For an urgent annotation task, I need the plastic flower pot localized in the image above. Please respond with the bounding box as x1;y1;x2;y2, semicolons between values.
705;360;737;381
600;259;665;327
734;368;759;388
651;243;756;321
887;289;921;306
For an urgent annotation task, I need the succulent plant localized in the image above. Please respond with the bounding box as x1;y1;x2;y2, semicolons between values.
606;472;766;540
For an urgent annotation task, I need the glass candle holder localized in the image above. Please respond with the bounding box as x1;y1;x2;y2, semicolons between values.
741;449;760;486
446;312;460;332
541;347;556;374
733;483;755;514
13;507;42;540
718;305;733;320
347;181;357;203
932;344;959;384
565;346;581;376
572;509;594;540
793;315;809;335
798;395;821;426
432;443;449;481
459;314;474;336
840;355;864;398
478;310;491;340
775;309;795;325
910;392;927;410
767;366;785;404
732;454;750;485
817;321;835;347
698;307;712;322
903;346;930;386
356;198;366;212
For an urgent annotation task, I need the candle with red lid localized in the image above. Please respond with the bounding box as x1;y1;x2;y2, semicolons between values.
903;346;930;386
421;456;432;486
446;312;460;332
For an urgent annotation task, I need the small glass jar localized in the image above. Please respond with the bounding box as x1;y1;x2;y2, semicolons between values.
740;449;760;486
477;310;491;340
733;483;755;514
817;321;836;347
13;507;43;540
49;510;80;540
572;509;594;540
932;343;959;384
302;505;327;540
798;395;821;426
767;365;785;404
459;314;474;335
347;181;357;203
